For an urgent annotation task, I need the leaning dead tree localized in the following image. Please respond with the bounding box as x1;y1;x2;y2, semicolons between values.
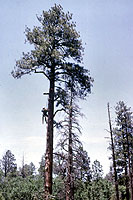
107;103;119;200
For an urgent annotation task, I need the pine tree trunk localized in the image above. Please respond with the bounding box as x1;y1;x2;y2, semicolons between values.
4;166;7;177
44;66;55;200
125;165;130;200
66;93;74;200
107;103;119;200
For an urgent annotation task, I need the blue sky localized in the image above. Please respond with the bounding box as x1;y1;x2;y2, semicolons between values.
0;0;133;174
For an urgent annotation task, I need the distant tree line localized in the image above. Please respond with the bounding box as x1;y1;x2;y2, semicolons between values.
0;149;113;200
0;101;132;200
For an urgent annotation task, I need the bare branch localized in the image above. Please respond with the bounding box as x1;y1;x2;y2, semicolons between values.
105;129;110;133
34;69;50;80
43;93;49;95
54;108;66;117
53;152;66;160
55;78;68;83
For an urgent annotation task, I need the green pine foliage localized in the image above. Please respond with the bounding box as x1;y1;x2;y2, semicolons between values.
0;150;115;200
108;101;133;200
11;4;93;96
11;5;93;197
0;176;44;200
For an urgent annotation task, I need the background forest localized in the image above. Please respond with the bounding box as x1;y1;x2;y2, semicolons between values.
0;100;132;200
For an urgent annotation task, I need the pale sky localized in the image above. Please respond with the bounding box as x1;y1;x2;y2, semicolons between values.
0;0;133;175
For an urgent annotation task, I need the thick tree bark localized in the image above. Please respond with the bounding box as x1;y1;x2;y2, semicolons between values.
66;93;74;200
107;103;119;200
44;66;55;200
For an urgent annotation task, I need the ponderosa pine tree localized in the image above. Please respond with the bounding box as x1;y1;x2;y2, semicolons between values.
1;150;17;177
11;4;92;199
92;160;103;181
74;146;91;182
114;101;133;200
91;160;105;200
19;162;36;177
38;155;45;178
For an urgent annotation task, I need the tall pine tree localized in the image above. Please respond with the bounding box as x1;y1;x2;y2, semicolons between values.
114;101;133;200
1;150;17;177
12;4;93;199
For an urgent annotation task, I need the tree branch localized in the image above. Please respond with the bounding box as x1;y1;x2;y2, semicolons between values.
54;108;66;117
34;69;50;80
43;93;49;95
55;78;68;83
